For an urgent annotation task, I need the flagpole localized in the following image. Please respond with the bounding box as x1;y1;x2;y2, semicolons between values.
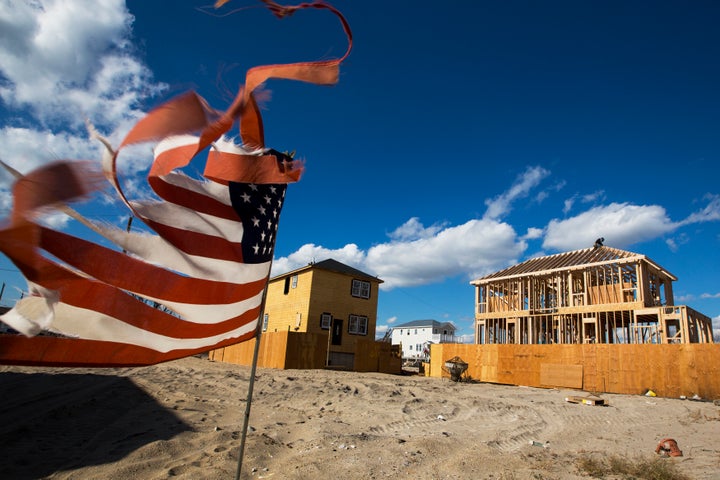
234;289;267;480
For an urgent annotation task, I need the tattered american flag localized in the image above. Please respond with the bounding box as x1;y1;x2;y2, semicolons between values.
0;0;351;366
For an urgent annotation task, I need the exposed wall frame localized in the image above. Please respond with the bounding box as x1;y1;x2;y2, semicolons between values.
471;246;713;345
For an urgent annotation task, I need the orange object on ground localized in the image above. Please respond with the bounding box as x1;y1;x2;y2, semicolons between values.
655;438;683;457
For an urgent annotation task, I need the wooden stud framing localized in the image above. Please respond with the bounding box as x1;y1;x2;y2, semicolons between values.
471;247;713;345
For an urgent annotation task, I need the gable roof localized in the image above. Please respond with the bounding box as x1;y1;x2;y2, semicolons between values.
271;258;383;283
394;319;456;331
472;246;676;284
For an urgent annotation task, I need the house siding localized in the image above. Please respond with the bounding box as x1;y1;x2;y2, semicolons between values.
258;262;381;366
209;259;395;373
391;322;458;360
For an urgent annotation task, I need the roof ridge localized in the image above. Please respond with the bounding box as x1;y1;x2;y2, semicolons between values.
271;257;383;282
473;245;652;283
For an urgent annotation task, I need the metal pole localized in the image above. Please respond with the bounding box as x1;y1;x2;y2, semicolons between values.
326;318;333;367
122;216;133;255
234;292;267;480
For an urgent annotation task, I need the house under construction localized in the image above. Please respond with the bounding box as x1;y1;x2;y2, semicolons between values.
471;245;714;345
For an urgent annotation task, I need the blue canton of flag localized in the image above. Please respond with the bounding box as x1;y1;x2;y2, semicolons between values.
230;151;291;264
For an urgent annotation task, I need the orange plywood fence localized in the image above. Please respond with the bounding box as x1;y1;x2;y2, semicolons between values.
354;340;402;374
479;345;497;381
354;338;379;372
378;343;402;374
210;331;401;373
495;345;516;385
209;331;289;369
285;332;327;369
507;344;535;386
430;343;720;399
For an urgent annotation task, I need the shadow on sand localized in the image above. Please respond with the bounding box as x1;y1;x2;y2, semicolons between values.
0;372;190;479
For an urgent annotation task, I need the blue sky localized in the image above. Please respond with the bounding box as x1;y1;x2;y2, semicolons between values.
0;1;719;341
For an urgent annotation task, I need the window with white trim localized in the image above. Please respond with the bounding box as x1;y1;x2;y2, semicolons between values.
348;314;368;335
320;313;332;330
262;313;269;332
351;279;371;299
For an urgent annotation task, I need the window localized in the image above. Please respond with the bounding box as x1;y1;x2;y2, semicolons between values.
416;343;422;352
291;275;298;289
409;345;413;351
262;313;269;332
351;279;371;299
348;314;368;335
320;313;332;330
414;329;418;334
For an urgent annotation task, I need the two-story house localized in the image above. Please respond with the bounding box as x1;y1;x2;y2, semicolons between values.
210;258;400;372
470;245;714;345
391;319;459;360
262;258;383;368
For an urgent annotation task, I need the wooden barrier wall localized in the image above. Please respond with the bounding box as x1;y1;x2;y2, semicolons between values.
284;332;329;369
429;343;720;399
209;330;290;369
209;331;401;374
353;339;402;373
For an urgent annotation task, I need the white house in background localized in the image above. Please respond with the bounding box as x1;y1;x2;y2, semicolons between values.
391;319;459;360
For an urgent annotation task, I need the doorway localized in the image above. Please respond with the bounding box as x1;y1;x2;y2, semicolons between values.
332;318;343;345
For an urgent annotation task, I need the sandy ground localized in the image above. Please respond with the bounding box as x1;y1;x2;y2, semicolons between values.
1;355;719;480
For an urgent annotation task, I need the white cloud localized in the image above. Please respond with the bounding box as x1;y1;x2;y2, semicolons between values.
563;190;605;215
483;166;550;220
675;293;695;303
38;210;72;230
680;194;720;225
0;127;102;174
389;217;444;241
582;190;605;203
270;243;366;277
0;0;166;211
0;0;161;128
522;227;544;240
545;195;720;252
366;218;524;289
701;293;720;299
665;232;689;253
273;217;526;290
543;203;677;251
